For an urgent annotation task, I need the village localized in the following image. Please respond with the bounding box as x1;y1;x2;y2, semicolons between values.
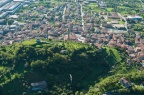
1;0;144;94
0;0;144;69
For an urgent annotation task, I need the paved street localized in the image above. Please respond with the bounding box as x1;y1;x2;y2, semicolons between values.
80;3;84;31
62;6;66;20
118;13;128;31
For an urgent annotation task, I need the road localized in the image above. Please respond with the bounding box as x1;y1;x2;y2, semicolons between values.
62;6;66;21
80;3;85;31
118;13;128;31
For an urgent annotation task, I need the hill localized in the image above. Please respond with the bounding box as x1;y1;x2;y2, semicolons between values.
0;39;144;95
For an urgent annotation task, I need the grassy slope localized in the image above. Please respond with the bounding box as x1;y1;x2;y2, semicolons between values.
106;8;113;12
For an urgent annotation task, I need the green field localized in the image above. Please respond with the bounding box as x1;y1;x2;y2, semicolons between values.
106;8;113;12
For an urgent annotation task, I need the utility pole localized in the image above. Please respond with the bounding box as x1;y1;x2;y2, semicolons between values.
0;40;2;60
68;23;71;40
47;30;48;39
68;27;70;40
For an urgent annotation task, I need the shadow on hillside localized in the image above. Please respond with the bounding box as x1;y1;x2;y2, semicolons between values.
0;89;4;95
69;63;111;93
45;48;112;94
30;42;52;48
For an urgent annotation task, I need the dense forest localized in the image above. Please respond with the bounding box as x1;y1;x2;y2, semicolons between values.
0;39;144;95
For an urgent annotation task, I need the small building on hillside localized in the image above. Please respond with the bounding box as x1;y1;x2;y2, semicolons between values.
31;81;48;91
36;38;41;43
60;50;67;54
119;77;132;88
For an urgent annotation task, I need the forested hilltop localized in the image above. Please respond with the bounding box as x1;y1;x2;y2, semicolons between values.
0;39;144;95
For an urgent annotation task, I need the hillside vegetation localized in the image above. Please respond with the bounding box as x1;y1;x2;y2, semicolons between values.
0;39;144;95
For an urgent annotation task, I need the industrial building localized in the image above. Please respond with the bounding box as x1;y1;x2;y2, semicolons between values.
0;12;8;19
0;0;32;18
127;16;143;21
0;0;12;7
0;25;10;34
